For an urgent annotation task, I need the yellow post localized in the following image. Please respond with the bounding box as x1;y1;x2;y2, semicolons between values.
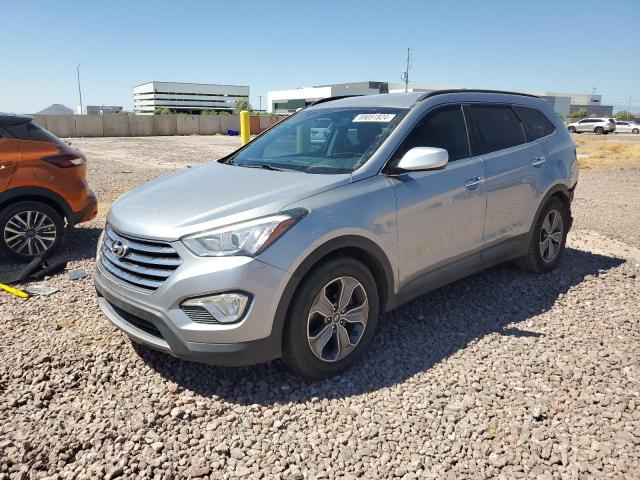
240;110;250;145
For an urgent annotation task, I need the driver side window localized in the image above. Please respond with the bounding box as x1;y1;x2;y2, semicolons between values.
395;105;470;162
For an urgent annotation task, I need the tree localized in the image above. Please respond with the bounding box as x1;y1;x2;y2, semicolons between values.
154;107;172;115
614;110;635;119
234;99;252;113
200;110;218;116
568;108;588;119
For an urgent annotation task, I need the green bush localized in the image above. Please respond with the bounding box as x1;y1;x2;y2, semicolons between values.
154;107;172;115
614;110;636;119
567;108;589;119
234;99;252;113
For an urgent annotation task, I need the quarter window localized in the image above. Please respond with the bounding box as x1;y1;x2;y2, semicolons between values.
395;105;469;162
513;106;556;141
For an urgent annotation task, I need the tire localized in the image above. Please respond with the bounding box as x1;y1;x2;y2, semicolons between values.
516;197;569;273
0;201;65;262
633;128;639;134
567;126;576;133
594;127;604;135
282;257;379;379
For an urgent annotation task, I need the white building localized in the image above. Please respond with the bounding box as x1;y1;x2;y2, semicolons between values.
267;82;389;114
267;81;612;116
133;81;250;115
75;105;123;115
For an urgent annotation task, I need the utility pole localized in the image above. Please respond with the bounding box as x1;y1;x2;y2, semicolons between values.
401;47;411;93
592;85;597;95
259;95;262;112
628;94;632;112
77;63;83;114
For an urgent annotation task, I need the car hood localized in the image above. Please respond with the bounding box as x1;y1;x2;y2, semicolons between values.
108;161;350;240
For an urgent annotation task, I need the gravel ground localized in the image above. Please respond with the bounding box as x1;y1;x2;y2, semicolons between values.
1;136;639;479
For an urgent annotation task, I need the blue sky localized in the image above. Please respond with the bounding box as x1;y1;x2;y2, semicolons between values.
2;0;639;113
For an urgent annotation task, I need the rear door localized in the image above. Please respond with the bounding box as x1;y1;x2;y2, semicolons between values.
467;103;544;244
0;128;19;190
392;104;486;286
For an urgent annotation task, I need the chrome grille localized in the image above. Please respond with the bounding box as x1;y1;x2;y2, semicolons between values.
100;225;181;292
181;305;219;324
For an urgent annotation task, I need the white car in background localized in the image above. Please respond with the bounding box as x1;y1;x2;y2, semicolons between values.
614;120;640;134
566;118;616;135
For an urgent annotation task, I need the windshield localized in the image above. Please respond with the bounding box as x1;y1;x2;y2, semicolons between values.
225;107;407;174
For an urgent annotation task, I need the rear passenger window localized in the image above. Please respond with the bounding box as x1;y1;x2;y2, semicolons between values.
470;105;525;154
396;105;469;162
3;121;66;146
513;106;556;141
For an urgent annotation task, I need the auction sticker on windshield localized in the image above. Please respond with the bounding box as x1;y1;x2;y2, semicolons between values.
353;113;396;122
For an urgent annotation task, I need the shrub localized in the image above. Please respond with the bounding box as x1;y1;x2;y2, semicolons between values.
234;99;252;113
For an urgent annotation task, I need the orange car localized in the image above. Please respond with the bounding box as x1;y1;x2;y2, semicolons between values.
0;113;97;261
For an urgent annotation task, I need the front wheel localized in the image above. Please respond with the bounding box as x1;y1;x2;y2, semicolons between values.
633;128;639;134
0;201;65;261
516;197;569;273
283;257;379;378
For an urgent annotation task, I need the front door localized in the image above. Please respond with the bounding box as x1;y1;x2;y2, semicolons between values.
391;104;487;289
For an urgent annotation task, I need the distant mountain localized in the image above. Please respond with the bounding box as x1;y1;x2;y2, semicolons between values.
35;104;74;115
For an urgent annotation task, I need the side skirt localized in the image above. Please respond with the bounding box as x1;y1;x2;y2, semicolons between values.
396;233;528;307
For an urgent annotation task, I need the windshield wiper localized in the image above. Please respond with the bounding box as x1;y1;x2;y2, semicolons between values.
239;163;299;172
240;163;282;171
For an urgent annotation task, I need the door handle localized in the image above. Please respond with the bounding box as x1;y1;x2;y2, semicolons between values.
531;156;546;167
464;176;485;188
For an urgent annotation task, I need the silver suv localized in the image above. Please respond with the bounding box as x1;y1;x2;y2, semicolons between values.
95;90;578;378
566;117;616;134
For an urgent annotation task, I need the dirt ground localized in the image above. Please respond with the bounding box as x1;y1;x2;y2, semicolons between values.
1;133;639;479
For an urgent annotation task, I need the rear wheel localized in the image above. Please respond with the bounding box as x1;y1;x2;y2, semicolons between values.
516;197;569;273
567;126;576;133
0;201;65;261
283;257;379;378
594;126;604;135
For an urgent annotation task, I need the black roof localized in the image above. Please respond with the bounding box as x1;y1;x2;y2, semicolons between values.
308;89;541;110
0;113;33;126
417;89;539;101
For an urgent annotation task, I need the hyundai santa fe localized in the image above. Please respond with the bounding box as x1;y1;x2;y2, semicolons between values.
95;90;578;378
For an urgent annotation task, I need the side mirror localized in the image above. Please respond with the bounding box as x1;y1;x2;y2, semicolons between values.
396;147;448;172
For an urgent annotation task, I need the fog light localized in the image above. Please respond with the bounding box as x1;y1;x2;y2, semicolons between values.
182;292;250;324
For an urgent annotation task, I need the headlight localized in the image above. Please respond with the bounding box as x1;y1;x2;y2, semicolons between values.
181;208;307;257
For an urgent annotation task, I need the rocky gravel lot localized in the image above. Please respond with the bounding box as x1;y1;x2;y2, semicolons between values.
1;136;639;479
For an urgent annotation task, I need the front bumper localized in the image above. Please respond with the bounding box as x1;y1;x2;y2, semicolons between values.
94;245;292;367
71;190;98;225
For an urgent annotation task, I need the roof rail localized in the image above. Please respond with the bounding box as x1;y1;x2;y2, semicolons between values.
417;89;539;102
310;95;363;106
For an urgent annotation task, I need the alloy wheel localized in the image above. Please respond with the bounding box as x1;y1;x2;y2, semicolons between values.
307;276;369;362
539;209;563;263
3;210;57;256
